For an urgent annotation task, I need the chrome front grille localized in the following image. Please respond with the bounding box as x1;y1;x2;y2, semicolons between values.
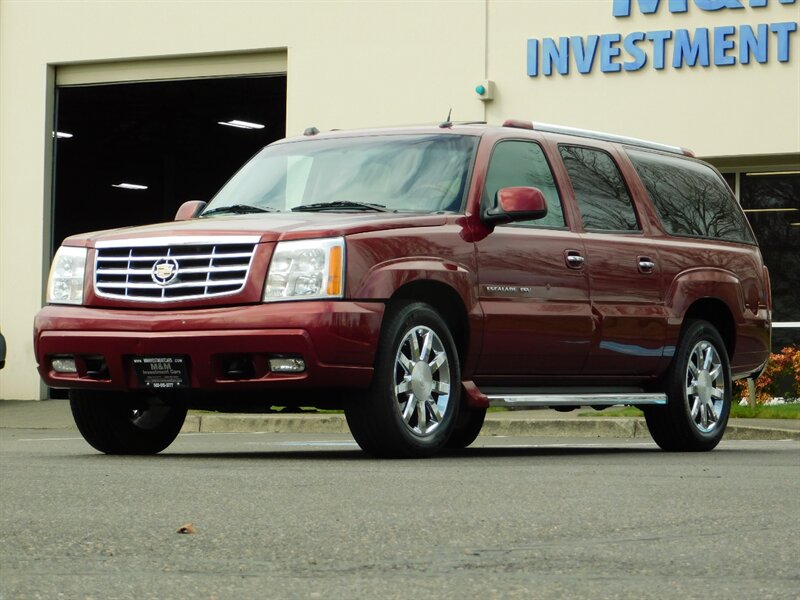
94;236;260;302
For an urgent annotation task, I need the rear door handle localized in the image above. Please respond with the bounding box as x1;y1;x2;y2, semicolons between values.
638;256;656;273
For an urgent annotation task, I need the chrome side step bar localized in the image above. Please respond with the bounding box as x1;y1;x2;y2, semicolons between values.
487;393;667;408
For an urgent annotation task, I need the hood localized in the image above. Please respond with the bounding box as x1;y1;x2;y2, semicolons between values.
62;212;448;247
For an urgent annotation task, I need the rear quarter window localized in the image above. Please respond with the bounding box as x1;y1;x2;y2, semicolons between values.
627;149;755;244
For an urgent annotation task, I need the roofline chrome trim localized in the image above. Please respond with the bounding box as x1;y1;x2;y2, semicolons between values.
532;122;688;156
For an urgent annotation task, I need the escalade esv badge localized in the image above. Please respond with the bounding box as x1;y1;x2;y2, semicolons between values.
151;258;179;285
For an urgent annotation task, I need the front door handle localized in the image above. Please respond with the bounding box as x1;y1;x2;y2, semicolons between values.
565;251;585;269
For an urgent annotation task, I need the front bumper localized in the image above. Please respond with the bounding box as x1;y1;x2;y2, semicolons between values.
34;301;384;391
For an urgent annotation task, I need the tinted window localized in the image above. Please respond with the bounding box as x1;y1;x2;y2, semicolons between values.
559;145;639;232
484;141;565;228
627;149;755;244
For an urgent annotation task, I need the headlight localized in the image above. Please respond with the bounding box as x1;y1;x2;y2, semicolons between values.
47;246;88;305
263;237;345;301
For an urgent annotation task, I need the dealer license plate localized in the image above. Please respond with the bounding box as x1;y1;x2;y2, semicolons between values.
132;356;189;389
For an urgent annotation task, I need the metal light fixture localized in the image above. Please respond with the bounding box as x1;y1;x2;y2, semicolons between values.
112;183;148;190
217;120;265;130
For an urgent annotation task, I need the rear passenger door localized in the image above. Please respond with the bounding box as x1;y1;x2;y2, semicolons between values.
475;140;593;377
558;144;667;375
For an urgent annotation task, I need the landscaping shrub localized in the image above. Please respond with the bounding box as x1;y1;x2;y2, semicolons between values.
735;346;800;404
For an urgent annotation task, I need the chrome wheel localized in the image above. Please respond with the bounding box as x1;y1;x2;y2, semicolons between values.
393;325;452;437
344;301;461;458
685;340;725;434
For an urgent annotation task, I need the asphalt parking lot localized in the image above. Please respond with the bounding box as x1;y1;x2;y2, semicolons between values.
1;423;798;600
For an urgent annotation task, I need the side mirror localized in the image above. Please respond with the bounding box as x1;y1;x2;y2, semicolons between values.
481;186;548;225
174;200;207;221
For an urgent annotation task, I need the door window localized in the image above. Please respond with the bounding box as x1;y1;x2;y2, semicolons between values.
484;141;566;228
559;145;639;232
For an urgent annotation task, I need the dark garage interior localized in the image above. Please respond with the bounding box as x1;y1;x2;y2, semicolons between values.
52;74;287;249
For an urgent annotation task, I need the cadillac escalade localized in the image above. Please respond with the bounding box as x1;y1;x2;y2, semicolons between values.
34;120;772;457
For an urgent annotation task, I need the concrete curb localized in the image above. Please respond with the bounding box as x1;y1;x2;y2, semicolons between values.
724;424;800;441
182;413;350;435
2;401;796;441
181;413;800;441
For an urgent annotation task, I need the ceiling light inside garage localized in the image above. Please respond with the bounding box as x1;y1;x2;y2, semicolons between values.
746;171;800;176
56;132;74;139
217;119;265;130
112;183;148;190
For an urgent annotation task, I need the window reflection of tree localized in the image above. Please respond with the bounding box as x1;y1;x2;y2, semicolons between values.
559;146;638;231
629;151;751;243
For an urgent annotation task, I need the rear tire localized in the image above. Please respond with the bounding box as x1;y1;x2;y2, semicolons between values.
345;301;460;458
644;319;731;452
70;389;187;455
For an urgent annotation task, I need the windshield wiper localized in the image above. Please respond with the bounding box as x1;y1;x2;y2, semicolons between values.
202;204;279;217
291;201;390;213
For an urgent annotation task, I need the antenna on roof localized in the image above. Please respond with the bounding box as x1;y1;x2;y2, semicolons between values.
439;109;453;129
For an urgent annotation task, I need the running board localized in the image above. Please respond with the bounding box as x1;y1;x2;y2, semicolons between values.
487;393;667;408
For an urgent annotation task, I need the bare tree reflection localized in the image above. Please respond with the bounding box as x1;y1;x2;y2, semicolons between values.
559;146;638;231
628;150;752;243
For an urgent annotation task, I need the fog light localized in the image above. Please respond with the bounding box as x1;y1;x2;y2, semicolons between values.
269;357;306;373
51;356;77;373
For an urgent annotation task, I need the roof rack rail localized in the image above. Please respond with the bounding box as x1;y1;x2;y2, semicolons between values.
502;119;694;157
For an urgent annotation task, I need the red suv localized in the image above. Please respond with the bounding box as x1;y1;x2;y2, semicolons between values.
34;121;771;457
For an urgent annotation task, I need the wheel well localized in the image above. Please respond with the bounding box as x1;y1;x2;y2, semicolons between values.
390;281;469;364
683;298;736;358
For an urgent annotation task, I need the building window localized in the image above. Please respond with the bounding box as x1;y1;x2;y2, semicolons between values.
740;172;800;350
721;172;736;194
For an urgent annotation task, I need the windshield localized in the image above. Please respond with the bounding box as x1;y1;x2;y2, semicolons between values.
203;134;478;215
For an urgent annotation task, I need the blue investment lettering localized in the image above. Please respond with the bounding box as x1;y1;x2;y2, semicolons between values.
613;0;795;17
527;0;797;77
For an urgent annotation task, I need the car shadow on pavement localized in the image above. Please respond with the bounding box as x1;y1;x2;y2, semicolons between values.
69;445;663;461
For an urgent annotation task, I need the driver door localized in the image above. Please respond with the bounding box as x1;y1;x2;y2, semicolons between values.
475;140;593;377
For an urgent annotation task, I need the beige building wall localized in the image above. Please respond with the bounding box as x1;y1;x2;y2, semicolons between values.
487;0;800;158
1;0;798;399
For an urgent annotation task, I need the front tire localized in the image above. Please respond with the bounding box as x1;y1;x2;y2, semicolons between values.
345;301;460;458
70;390;187;455
644;320;731;452
446;407;486;449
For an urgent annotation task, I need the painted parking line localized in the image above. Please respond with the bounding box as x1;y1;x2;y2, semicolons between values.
18;437;85;442
244;440;360;447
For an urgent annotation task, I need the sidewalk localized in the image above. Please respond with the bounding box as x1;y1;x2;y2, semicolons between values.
1;400;798;441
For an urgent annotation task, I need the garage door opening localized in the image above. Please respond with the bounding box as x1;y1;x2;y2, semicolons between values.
52;74;286;248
